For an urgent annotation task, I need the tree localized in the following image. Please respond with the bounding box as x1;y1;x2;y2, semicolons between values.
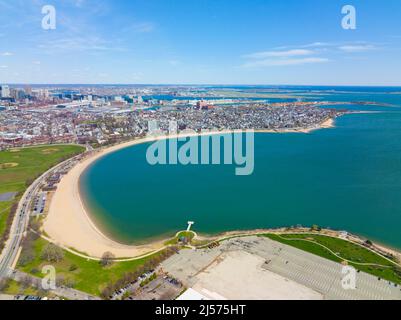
56;275;65;287
100;252;115;267
0;279;10;291
101;283;114;300
122;291;131;300
41;243;64;263
20;275;32;289
19;249;35;266
69;264;78;272
37;288;50;297
311;224;322;232
29;220;41;233
64;278;76;289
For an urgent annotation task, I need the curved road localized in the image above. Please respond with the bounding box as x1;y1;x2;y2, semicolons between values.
0;153;85;279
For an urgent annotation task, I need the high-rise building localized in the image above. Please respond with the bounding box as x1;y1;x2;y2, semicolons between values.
11;89;26;100
10;88;18;99
0;85;10;98
25;86;32;96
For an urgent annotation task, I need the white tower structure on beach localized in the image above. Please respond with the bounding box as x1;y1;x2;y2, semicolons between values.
187;221;195;232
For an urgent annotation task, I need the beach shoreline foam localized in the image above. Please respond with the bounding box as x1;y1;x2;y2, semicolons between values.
43;120;336;258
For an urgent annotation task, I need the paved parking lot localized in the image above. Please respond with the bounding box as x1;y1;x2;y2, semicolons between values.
133;276;183;300
161;236;401;300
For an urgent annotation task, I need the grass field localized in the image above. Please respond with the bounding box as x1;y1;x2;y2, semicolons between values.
1;279;41;297
0;202;12;237
262;234;401;284
0;145;85;243
18;236;165;296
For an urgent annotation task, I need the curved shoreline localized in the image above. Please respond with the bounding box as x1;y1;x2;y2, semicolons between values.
43;121;336;258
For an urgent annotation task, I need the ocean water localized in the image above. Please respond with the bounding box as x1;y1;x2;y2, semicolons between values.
80;87;401;248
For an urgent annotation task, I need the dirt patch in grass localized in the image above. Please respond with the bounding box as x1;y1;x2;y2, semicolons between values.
0;163;19;170
41;148;60;155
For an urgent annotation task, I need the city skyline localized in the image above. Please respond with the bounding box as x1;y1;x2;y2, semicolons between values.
0;0;401;86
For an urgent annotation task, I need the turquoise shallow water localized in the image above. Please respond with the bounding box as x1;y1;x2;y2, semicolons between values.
80;88;401;248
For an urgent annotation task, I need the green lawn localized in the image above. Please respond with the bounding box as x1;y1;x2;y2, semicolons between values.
18;236;165;296
1;279;41;297
0;201;12;236
262;234;401;284
164;231;195;246
0;145;85;242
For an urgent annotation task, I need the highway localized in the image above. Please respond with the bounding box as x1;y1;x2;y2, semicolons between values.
0;153;85;281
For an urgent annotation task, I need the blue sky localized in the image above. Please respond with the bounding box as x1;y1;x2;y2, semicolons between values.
0;0;400;85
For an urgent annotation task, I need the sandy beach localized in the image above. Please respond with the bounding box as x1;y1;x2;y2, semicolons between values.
43;120;336;258
44;135;171;258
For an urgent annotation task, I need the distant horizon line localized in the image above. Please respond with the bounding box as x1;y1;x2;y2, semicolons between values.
2;83;401;88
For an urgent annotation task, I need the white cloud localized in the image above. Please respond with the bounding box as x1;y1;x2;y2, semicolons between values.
242;47;328;68
38;36;125;53
1;52;13;56
241;41;379;69
302;42;332;48
339;44;376;52
268;41;378;53
245;49;314;59
272;42;337;51
0;65;8;69
124;22;155;33
243;57;329;68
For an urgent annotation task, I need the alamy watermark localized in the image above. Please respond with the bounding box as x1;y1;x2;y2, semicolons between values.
146;121;255;176
41;265;57;290
42;5;57;30
342;5;357;30
341;265;357;290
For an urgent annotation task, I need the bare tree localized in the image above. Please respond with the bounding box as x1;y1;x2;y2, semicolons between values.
0;279;10;291
101;283;114;300
20;275;32;289
100;252;115;267
56;275;65;287
41;243;64;263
